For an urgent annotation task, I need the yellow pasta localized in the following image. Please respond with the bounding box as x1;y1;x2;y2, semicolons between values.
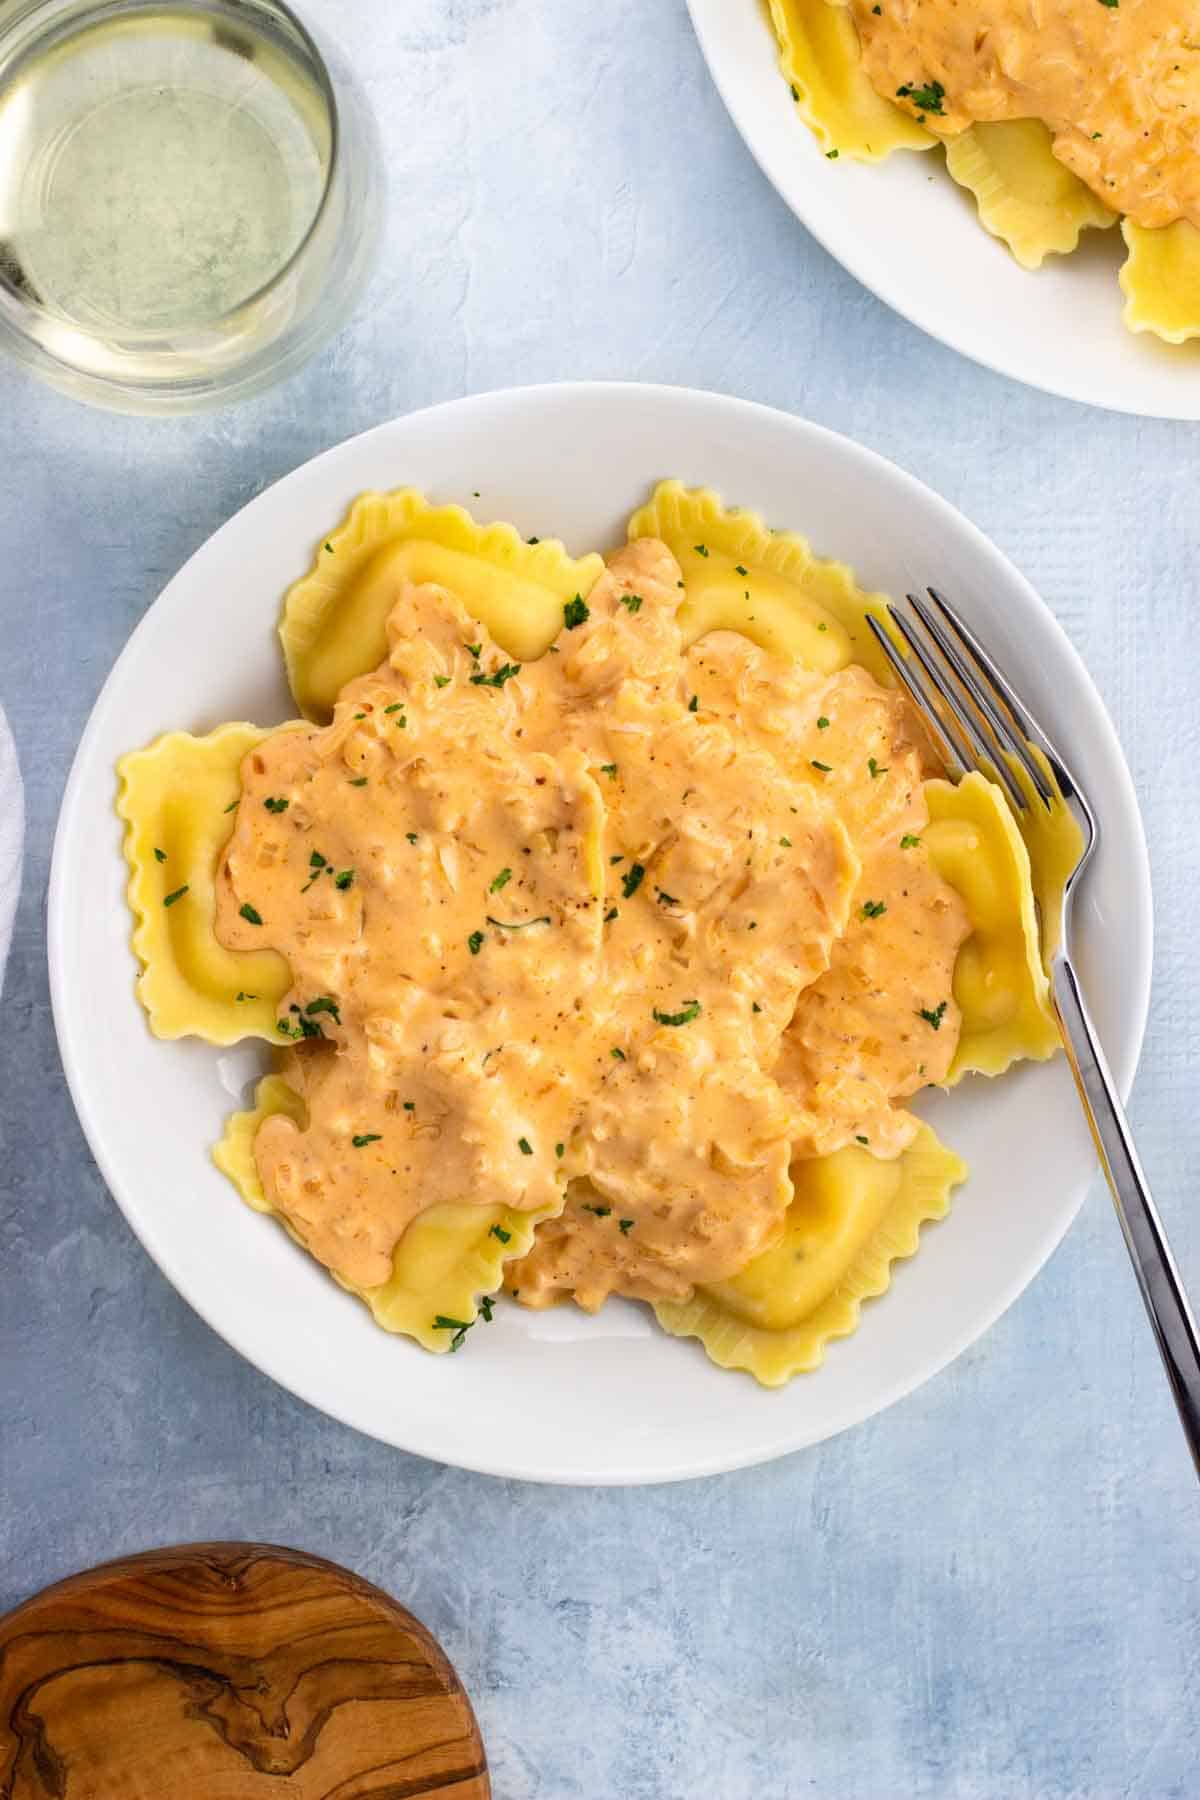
653;1123;966;1385
1119;218;1200;345
215;1075;558;1351
626;480;895;683
121;476;1080;1385
281;489;606;719
768;0;934;161
765;2;1200;339
944;121;1117;269
117;723;296;1044
924;773;1059;1079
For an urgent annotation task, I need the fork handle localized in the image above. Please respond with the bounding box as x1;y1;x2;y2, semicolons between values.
1052;956;1200;1479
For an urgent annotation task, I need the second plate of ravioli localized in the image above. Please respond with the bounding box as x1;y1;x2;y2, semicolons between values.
50;383;1151;1482
687;0;1200;418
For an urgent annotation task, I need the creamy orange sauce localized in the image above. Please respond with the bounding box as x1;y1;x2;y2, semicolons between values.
851;0;1200;230
216;538;968;1311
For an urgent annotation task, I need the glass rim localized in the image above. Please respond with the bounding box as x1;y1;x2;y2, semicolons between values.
0;0;343;352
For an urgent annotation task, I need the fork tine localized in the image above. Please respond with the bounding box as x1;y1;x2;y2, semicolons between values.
884;607;1028;811
865;615;971;779
923;589;1058;807
895;600;1029;812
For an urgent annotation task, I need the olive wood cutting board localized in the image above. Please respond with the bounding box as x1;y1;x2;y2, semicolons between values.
0;1541;489;1798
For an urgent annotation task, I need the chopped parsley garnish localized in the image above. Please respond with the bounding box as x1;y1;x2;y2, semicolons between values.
619;593;644;613
817;716;830;730
349;777;368;786
403;1100;415;1110
324;541;334;554
896;78;946;114
239;902;263;925
856;1135;870;1145
528;535;540;544
434;1314;473;1351
480;1295;494;1323
468;930;485;955
693;544;709;557
489;867;513;893
518;1136;533;1156
861;899;887;919
490;1224;512;1244
826;149;839;159
163;885;188;907
305;995;341;1023
618;1219;634;1235
688;694;699;713
563;595;590;629
600;763;618;778
653;999;701;1027
467;642;481;659
611;1046;626;1060
153;847;166;862
406;832;418;844
780;837;792;848
235;991;257;1002
868;757;888;778
657;889;680;907
790;82;799;99
900;833;922;849
604;907;618;923
817;622;828;632
1096;0;1118;8
486;914;551;930
918;1000;948;1030
334;869;355;890
811;759;832;773
735;564;748;576
434;674;451;688
584;1203;612;1217
277;1005;325;1040
352;1133;381;1147
310;850;327;868
621;862;645;899
263;796;288;813
470;662;521;688
610;854;624;865
223;799;238;813
555;1143;565;1159
752;1001;762;1014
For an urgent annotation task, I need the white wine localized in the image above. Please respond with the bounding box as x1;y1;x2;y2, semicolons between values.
0;1;376;409
0;6;329;334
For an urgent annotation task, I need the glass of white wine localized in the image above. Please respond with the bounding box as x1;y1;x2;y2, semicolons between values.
0;0;382;412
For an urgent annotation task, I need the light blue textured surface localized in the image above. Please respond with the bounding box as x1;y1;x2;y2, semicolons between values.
1;2;1198;1794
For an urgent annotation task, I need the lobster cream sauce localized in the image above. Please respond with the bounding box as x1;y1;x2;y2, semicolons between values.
215;538;968;1309
851;0;1200;230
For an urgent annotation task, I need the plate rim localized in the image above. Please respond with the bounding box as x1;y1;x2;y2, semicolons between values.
684;0;1200;421
47;380;1155;1483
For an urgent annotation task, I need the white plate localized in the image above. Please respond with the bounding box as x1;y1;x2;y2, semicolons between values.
687;0;1200;419
49;383;1152;1484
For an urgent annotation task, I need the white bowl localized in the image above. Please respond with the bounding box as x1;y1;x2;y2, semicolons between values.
48;382;1152;1484
686;0;1200;419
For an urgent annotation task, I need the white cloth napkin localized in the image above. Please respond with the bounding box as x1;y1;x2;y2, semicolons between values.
0;705;23;996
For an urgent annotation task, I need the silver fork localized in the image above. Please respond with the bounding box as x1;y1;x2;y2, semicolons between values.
868;590;1200;1479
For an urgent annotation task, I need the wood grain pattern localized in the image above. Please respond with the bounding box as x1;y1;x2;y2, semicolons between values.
0;1543;489;1799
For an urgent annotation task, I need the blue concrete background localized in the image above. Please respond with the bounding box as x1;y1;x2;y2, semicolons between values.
1;3;1197;1794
